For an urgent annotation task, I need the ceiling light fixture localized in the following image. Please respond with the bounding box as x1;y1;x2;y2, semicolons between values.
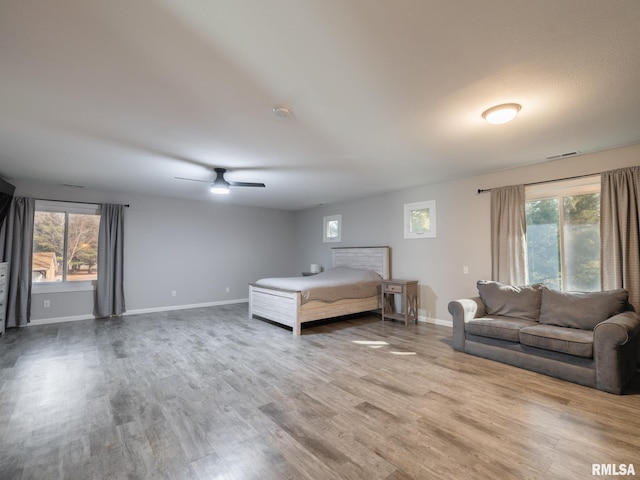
273;105;291;118
210;178;230;195
482;103;521;125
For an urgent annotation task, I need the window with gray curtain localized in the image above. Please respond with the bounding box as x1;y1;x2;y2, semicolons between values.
490;185;527;285
493;168;640;311
94;203;125;317
0;196;35;330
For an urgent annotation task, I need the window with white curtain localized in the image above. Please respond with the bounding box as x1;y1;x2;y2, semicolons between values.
525;176;600;291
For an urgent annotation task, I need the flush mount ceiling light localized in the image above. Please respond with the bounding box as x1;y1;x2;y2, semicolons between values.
273;105;292;118
482;103;521;125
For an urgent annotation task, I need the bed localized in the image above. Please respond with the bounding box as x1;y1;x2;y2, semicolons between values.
249;246;390;335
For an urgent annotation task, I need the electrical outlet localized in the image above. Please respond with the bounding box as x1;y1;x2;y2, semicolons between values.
171;290;177;297
43;299;50;308
225;287;230;293
463;266;469;274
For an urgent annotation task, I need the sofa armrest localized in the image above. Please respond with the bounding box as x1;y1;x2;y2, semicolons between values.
448;297;486;351
593;311;640;394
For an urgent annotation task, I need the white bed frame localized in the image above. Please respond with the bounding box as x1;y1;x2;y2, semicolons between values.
249;246;390;335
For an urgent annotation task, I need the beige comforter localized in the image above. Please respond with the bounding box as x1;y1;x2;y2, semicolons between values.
254;267;382;304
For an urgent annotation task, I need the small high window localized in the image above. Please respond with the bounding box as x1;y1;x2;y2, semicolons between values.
323;214;342;243
404;200;436;239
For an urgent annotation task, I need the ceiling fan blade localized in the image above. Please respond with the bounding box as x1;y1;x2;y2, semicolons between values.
175;176;211;183
177;168;265;190
228;181;266;188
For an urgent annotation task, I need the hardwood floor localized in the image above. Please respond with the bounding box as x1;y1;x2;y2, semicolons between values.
1;303;639;479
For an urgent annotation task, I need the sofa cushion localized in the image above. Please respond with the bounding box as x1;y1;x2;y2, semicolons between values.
466;316;539;342
519;324;594;358
477;281;543;321
539;288;628;330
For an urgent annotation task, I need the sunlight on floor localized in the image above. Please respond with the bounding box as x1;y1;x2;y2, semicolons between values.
352;340;389;349
351;339;417;355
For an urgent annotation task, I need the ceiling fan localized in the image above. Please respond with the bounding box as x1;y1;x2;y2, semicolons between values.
175;168;265;195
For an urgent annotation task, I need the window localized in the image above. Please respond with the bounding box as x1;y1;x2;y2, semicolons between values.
32;201;101;284
525;177;600;291
404;200;436;239
323;214;342;243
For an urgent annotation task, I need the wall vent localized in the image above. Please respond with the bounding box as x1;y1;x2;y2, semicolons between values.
546;151;579;160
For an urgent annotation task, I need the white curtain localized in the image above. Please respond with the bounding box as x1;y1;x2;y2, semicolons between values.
601;166;640;311
94;203;125;317
0;197;35;330
490;185;527;285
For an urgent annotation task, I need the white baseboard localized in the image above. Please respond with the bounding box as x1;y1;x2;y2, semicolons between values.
29;314;95;326
124;298;248;316
28;301;448;328
28;298;249;326
417;315;453;328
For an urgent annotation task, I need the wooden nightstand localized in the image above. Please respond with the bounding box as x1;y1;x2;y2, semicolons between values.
381;279;419;325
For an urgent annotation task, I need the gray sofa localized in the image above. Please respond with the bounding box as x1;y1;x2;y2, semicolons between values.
448;281;640;394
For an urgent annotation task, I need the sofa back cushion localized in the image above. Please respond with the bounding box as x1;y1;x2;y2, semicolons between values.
539;288;629;330
477;281;543;321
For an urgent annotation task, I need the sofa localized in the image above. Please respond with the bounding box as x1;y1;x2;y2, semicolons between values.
448;281;640;394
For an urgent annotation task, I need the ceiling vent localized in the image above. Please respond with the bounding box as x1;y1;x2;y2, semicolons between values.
546;151;580;160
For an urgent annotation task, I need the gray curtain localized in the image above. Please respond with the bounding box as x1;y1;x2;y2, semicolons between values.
94;203;125;317
0;196;35;329
601;166;640;311
490;185;527;285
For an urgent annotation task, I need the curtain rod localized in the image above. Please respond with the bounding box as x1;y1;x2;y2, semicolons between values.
35;198;130;207
477;172;601;194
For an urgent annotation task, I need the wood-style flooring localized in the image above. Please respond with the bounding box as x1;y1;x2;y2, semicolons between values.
1;303;639;479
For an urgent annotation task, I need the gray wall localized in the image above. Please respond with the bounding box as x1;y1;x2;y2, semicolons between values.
294;144;640;323
11;182;296;322
12;143;640;324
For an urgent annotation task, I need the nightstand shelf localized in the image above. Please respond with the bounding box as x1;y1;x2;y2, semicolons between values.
381;279;419;325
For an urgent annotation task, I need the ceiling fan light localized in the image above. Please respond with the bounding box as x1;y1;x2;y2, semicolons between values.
210;183;230;195
482;103;521;125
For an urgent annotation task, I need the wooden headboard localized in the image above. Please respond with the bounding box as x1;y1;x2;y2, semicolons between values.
331;246;390;279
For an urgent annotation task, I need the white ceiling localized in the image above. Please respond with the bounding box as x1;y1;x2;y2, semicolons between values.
1;1;639;210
